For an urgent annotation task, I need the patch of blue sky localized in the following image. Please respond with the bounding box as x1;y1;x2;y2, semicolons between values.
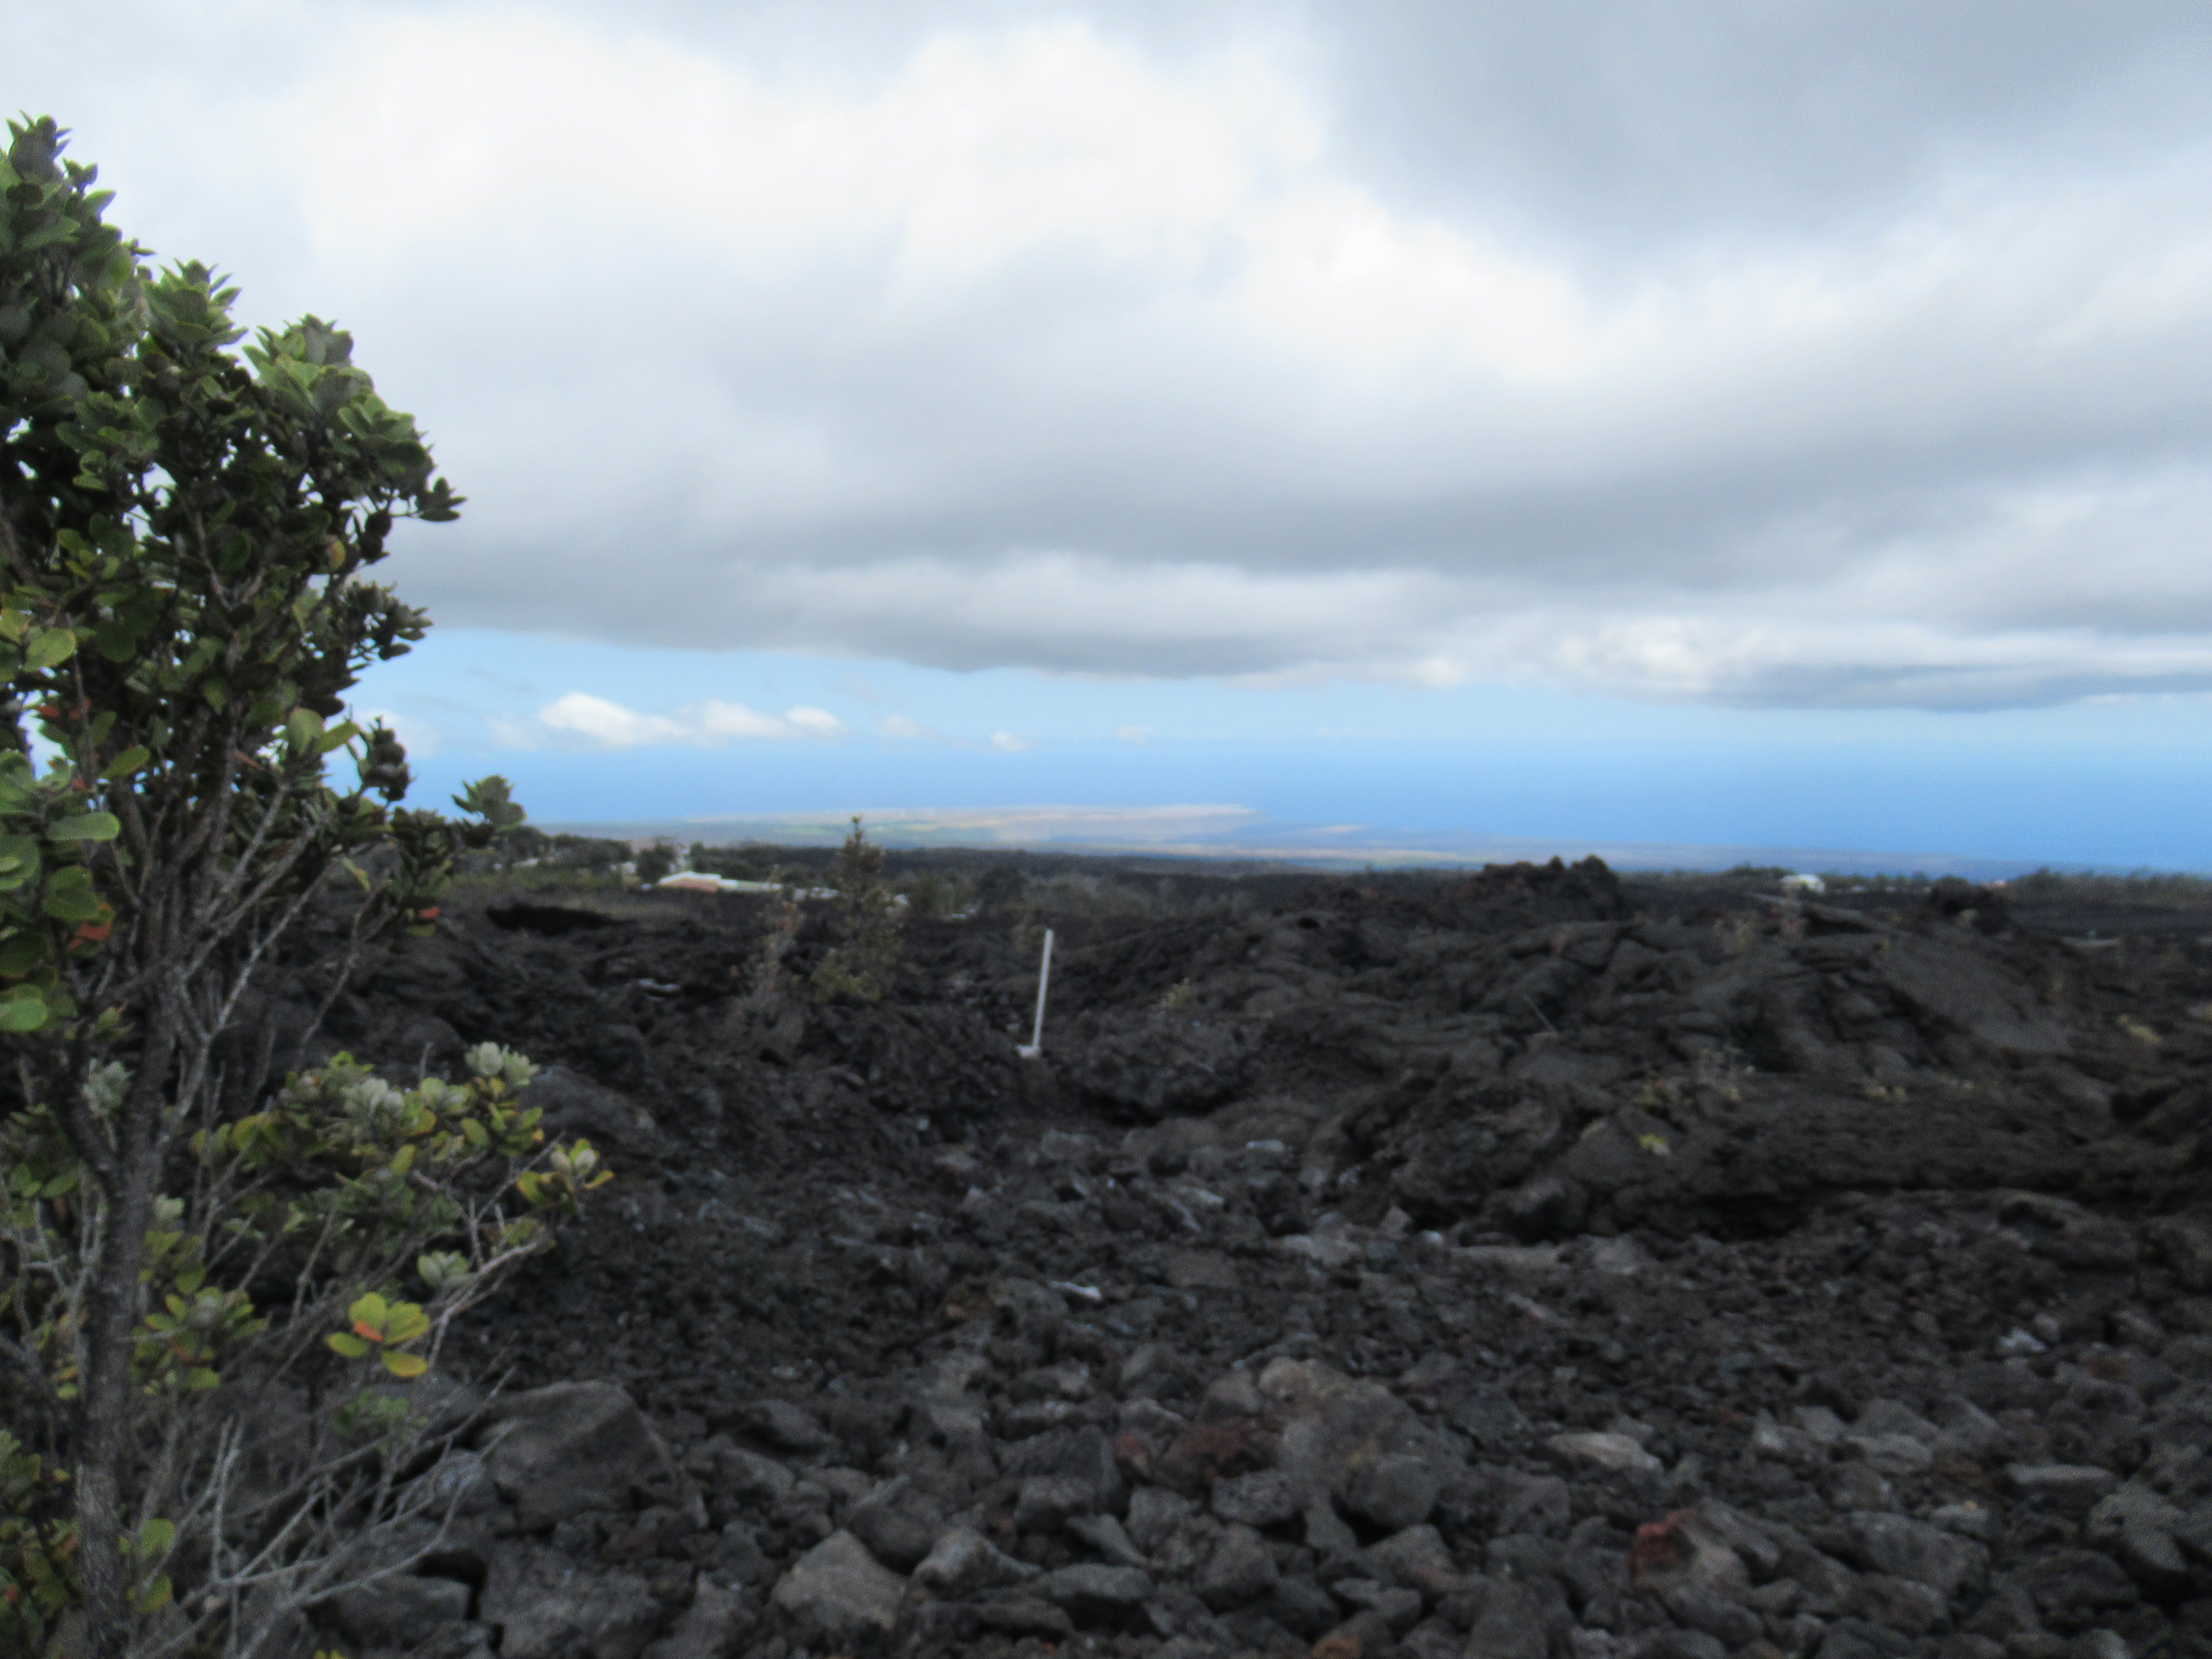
349;631;2212;872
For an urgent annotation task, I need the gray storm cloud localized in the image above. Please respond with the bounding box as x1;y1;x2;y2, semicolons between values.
12;0;2212;709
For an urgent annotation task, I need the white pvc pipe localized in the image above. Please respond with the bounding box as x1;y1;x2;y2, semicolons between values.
1019;928;1054;1058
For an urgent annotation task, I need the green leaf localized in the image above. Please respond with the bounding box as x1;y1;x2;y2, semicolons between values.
41;868;103;922
24;629;76;670
131;1573;173;1612
99;746;149;780
0;993;48;1032
93;620;140;662
48;811;119;841
325;1332;370;1359
347;1291;389;1331
0;835;43;888
135;1519;176;1560
380;1350;429;1379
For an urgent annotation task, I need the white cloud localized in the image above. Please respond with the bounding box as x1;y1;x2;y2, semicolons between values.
1115;725;1155;742
877;714;938;739
989;731;1034;753
780;705;847;739
494;692;849;750
31;3;2212;711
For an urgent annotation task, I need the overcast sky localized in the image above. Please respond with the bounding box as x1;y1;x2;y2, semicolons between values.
12;3;2212;863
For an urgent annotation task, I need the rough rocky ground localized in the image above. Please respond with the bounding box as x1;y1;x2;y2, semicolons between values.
271;858;2212;1659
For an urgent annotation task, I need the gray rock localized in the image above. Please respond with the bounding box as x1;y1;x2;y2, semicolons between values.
1335;1577;1425;1634
1120;1341;1195;1396
1258;1357;1458;1513
1694;1502;1783;1580
642;1579;756;1659
1838;1512;1988;1599
1444;1380;1534;1450
912;1528;1039;1597
421;1449;503;1519
1642;1627;1729;1659
1199;1368;1264;1421
2114;1522;2198;1599
1345;1452;1445;1531
978;1598;1077;1639
1847;1433;1935;1476
1931;1397;2008;1462
1320;1608;1396;1656
2148;1216;2212;1291
1269;1574;1344;1638
1929;1502;1995;1540
2005;1464;2120;1513
999;1424;1124;1513
480;1382;683;1531
1304;1499;1370;1574
1197;1523;1278;1611
1063;1011;1260;1120
1628;1513;1749;1606
525;1067;662;1156
1118;1397;1193;1438
770;1480;835;1547
1016;1473;1098;1534
1664;1581;1762;1650
737;1399;835;1454
1776;1542;1859;1618
1467;1575;1551;1659
810;1466;873;1510
481;1541;661;1659
1828;1462;1898;1512
845;1476;943;1572
1749;1416;1830;1470
1068;1511;1150;1568
1546;1432;1663;1476
1794;1406;1848;1444
320;1573;472;1649
2032;1551;2141;1626
1848;1573;1948;1637
1212;1468;1303;1528
1127;1486;1199;1554
1370;1523;1457;1588
1854;1400;1939;1443
1033;1562;1155;1630
2084;1484;2182;1546
770;1531;907;1644
1778;1613;1830;1656
1037;1129;1102;1168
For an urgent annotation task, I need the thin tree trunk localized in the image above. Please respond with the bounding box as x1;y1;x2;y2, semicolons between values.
76;1008;179;1657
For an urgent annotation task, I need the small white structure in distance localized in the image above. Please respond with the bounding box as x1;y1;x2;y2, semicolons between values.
655;873;780;894
1779;873;1827;896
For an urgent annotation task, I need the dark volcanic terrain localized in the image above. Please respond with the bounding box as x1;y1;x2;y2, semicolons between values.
277;858;2212;1659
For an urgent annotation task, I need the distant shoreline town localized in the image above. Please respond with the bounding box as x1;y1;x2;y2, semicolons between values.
534;806;2165;881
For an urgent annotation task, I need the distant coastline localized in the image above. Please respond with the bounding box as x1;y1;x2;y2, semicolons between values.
534;805;2153;880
